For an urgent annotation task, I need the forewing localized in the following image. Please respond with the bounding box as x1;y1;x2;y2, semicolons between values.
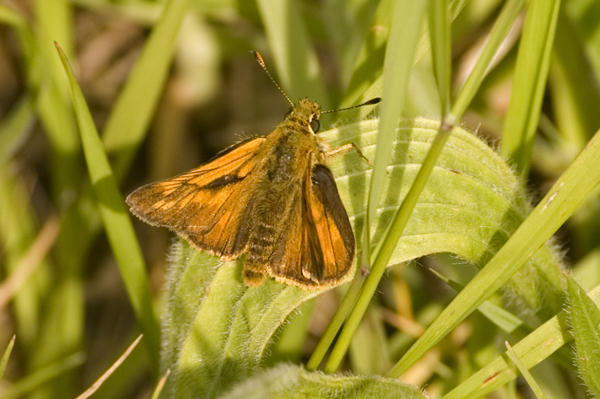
126;137;265;258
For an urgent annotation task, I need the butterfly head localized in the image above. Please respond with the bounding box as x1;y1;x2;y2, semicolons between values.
287;98;321;135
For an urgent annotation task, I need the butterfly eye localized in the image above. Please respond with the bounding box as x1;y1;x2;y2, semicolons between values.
310;118;320;133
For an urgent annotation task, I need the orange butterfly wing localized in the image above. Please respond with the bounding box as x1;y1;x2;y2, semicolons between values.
245;163;355;289
301;164;355;285
126;137;266;259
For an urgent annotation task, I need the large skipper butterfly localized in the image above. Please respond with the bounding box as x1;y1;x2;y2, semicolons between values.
127;52;379;290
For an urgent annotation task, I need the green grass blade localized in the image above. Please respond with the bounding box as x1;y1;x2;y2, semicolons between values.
341;0;395;107
323;0;378;89
566;275;600;397
428;0;452;116
0;166;52;347
255;0;328;108
504;342;549;399
0;336;15;381
365;0;427;250
324;0;428;373
33;0;79;199
55;44;160;371
451;0;525;119
500;0;561;177
102;0;189;179
550;13;600;149
388;127;600;378
149;370;171;399
0;96;35;166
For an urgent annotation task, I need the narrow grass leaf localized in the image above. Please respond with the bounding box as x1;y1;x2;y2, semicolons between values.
0;167;52;345
150;370;171;399
323;0;379;89
55;44;160;371
0;336;15;380
0;96;35;166
341;0;395;107
550;13;600;148
255;0;328;107
452;0;525;119
34;0;79;198
504;341;549;399
325;0;428;373
388;126;600;378
428;0;452;116
566;275;600;397
430;269;530;338
500;0;561;177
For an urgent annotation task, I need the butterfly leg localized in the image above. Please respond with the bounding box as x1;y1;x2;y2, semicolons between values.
325;143;373;167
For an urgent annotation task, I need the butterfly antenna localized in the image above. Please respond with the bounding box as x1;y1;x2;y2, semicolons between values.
253;51;294;107
321;97;381;114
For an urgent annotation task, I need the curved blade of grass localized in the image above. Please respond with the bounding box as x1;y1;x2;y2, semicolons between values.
429;0;452;116
340;0;394;108
255;0;328;107
500;0;561;177
451;0;525;119
55;43;160;371
218;364;427;399
442;283;600;398
0;166;53;346
102;0;189;179
0;96;35;166
388;127;600;378
0;336;15;380
504;341;549;399
341;0;470;119
566;275;600;397
150;370;171;399
324;0;379;89
549;12;600;148
323;0;427;374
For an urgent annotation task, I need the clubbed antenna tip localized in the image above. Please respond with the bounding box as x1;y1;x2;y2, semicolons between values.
252;51;294;107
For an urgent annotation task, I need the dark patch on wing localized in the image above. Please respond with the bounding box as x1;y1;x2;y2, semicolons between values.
204;174;245;189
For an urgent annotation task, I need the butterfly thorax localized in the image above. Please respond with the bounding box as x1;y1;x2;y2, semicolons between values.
256;99;325;186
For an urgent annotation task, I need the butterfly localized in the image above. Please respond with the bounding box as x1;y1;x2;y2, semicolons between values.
127;52;379;290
